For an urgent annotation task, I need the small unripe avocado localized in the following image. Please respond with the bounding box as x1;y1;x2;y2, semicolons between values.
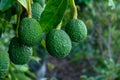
0;48;10;79
18;18;42;46
65;19;87;42
46;29;72;58
32;2;43;21
8;37;33;65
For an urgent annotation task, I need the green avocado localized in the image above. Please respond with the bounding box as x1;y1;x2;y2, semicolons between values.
32;2;43;21
0;48;10;79
46;29;72;58
65;19;87;42
8;37;33;65
18;18;42;46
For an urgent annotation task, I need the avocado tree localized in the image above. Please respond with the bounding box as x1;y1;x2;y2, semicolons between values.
0;0;87;79
1;0;118;79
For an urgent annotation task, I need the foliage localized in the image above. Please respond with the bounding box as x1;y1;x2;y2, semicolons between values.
0;0;120;80
40;0;68;32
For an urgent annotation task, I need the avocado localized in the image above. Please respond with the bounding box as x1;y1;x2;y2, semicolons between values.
46;29;72;58
18;18;42;46
8;37;33;65
0;48;10;78
32;2;43;21
65;19;87;42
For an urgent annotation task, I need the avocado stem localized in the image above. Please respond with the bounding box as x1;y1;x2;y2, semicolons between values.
56;21;62;30
16;2;22;37
28;0;32;18
70;0;78;19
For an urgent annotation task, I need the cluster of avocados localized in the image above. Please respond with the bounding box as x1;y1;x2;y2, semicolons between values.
0;1;44;79
8;1;43;65
45;1;87;58
0;0;87;79
8;1;87;66
45;19;87;58
8;18;41;65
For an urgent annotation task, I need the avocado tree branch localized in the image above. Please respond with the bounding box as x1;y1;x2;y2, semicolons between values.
28;0;32;18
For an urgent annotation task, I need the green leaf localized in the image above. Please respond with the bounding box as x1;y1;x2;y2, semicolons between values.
0;0;16;12
17;0;28;11
40;0;68;32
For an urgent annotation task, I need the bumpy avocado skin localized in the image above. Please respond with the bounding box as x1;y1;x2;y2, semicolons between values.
8;37;33;65
32;2;43;21
65;19;87;42
18;18;42;46
0;49;10;79
46;29;72;58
